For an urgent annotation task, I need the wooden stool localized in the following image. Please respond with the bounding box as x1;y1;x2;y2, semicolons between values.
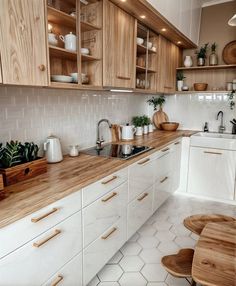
161;248;196;286
183;214;235;235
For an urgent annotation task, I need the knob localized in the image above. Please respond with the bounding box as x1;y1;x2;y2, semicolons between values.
38;64;46;71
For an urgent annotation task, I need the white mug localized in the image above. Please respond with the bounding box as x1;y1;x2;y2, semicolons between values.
59;32;77;51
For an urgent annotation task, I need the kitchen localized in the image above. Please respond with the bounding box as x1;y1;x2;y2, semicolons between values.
0;0;235;285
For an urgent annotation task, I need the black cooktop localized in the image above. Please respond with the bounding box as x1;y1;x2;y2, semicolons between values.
82;144;152;160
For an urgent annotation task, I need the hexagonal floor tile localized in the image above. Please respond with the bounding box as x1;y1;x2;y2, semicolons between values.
108;251;123;264
119;272;147;286
128;232;140;242
141;263;168;282
165;274;190;286
138;224;157;237
120;242;142;256
138;236;160;249
98;283;120;286
158;241;180;255
87;275;100;286
175;236;196;248
139;248;163;264
97;265;123;282
153;220;172;231
147;283;167;286
119;255;144;272
155;230;176;242
170;224;191;236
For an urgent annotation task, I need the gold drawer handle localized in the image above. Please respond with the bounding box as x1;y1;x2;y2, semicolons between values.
102;192;118;202
101;176;118;185
174;142;180;145
138;158;150;165
33;229;61;248
162;148;170;152
31;208;59;223
138;192;148;201
204;151;222;155
101;227;117;240
117;75;131;80
51;275;63;286
160;176;168;183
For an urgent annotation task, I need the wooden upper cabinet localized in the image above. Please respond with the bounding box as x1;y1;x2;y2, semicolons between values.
0;0;48;86
103;0;136;88
157;35;181;93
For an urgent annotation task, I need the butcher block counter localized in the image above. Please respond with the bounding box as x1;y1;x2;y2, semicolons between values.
0;130;196;229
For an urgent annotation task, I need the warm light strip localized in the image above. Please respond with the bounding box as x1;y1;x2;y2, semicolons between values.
110;89;134;93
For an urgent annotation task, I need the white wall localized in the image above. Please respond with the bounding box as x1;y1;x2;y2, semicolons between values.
0;86;147;154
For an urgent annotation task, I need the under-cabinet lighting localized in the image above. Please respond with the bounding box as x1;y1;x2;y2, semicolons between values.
140;15;146;19
161;28;167;32
110;89;134;93
120;0;126;2
177;41;182;44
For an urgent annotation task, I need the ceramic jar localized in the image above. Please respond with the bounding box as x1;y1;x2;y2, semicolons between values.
69;145;79;157
143;125;148;134
209;52;218;66
135;127;143;136
177;80;184;91
184;56;193;67
197;58;205;66
148;124;153;133
59;32;77;51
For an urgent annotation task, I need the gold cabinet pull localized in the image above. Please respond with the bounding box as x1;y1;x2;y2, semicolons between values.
33;229;61;248
174;141;180;145
51;275;63;286
204;151;222;155
31;208;59;223
102;192;118;202
101;227;117;240
117;75;131;80
138;158;150;165
138;192;148;201
38;64;46;71
101;176;118;185
162;148;170;152
160;176;168;183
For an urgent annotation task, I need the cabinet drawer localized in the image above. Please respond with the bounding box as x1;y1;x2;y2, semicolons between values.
83;217;127;285
127;187;153;239
153;147;173;183
82;168;128;207
153;173;172;212
0;211;82;286
83;182;128;248
42;253;82;286
0;191;81;259
129;156;154;202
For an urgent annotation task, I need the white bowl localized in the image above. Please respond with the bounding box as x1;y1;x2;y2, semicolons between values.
81;48;90;55
70;73;78;83
145;41;152;49
51;75;73;83
136;37;144;45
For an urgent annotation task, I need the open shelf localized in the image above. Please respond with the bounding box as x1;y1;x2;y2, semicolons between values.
81;54;100;62
50;82;79;89
49;46;77;61
136;65;156;74
175;90;230;94
177;64;236;71
81;21;101;32
47;6;76;28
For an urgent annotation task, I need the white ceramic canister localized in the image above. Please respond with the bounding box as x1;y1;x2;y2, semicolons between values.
59;32;77;51
135;126;143;136
69;145;79;157
143;125;148;134
148;124;153;133
184;56;193;67
44;135;63;163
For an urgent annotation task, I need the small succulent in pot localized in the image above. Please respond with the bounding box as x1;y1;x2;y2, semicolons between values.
147;95;166;111
132;116;143;127
20;142;39;162
196;43;208;66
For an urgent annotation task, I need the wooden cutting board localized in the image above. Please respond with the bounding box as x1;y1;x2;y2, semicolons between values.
111;124;120;142
153;109;169;129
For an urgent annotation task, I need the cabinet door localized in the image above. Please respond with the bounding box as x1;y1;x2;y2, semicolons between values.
158;36;181;93
188;147;236;201
0;0;48;86
172;140;182;192
103;0;135;88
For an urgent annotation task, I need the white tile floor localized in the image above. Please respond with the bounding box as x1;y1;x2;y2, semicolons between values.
87;194;236;286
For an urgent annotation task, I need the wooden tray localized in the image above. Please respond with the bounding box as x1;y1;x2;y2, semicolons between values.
0;157;47;186
222;40;236;64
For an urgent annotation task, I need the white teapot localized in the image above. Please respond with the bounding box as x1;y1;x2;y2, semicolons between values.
120;124;136;141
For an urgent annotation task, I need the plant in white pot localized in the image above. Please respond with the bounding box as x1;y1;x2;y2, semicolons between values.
176;71;186;91
142;115;150;135
132;116;143;136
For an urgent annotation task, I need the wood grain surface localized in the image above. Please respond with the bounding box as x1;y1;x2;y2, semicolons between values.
0;130;196;229
192;221;236;286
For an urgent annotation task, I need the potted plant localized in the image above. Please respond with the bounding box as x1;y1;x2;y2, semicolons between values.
228;90;236;110
0;141;46;186
147;96;169;129
196;43;208;66
209;42;218;66
132;116;143;136
142;115;150;135
176;71;186;91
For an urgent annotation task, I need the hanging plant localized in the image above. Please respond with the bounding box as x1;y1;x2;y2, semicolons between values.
228;90;236;110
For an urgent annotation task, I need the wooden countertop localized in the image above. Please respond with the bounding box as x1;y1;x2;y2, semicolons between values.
0;130;196;229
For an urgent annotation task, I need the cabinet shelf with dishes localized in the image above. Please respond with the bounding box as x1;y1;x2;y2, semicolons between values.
46;0;103;88
135;23;158;91
176;64;236;93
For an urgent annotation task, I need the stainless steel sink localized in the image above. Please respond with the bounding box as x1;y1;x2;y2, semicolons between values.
191;132;236;150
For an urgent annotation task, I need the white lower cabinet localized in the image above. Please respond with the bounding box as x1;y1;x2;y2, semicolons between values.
153;173;172;212
188;147;236;200
83;216;127;285
42;253;83;286
0;211;82;286
172;141;182;191
127;186;153;239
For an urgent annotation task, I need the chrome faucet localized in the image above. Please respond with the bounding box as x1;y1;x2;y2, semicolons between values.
216;111;225;133
96;119;112;150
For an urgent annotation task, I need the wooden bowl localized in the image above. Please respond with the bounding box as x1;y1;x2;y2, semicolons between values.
193;83;208;91
161;122;179;131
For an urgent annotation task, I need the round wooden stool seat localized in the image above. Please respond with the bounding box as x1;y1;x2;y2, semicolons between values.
161;248;194;278
183;214;235;235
